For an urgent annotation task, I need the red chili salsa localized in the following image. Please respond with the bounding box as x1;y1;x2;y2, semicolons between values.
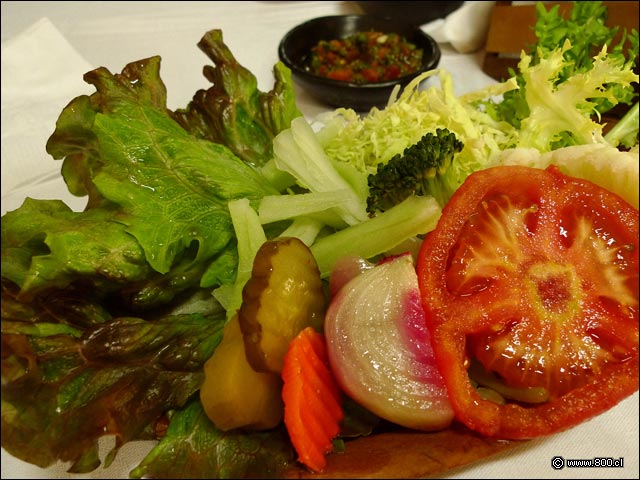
307;30;424;84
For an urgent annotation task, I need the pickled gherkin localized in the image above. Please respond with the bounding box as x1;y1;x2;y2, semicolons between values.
239;237;326;373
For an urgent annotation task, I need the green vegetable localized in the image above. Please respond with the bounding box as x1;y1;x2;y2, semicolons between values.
171;29;302;167
272;116;369;226
212;198;267;320
605;101;639;148
1;296;225;474
258;190;359;228
486;0;639;135
131;400;294;479
509;42;638;150
311;195;442;278
532;1;638;111
276;217;325;247
366;128;464;213
1;198;150;300
317;69;515;174
45;55;279;276
1;29;301;476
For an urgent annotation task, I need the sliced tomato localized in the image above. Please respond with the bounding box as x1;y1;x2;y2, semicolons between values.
417;165;639;439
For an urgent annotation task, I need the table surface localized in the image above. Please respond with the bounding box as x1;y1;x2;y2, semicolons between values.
1;2;638;479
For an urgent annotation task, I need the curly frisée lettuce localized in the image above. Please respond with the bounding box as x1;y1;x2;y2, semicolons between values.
492;1;639;132
512;42;638;150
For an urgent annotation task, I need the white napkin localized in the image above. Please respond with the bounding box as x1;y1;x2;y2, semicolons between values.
424;1;496;53
1;17;94;212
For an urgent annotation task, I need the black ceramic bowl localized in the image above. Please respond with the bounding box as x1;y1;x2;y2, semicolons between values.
356;1;464;26
278;15;441;111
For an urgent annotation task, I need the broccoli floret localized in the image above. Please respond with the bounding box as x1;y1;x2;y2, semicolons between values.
366;128;464;214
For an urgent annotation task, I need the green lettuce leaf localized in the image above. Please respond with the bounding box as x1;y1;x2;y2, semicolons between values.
46;55;279;275
171;29;302;167
1;198;150;300
2;29;305;477
1;198;226;310
130;400;294;479
1;307;225;473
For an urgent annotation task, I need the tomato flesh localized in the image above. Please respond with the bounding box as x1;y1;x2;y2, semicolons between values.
417;165;639;439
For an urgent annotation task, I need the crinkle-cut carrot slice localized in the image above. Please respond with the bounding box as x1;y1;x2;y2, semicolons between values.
281;327;344;472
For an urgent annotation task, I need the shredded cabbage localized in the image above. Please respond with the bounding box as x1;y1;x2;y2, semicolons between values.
315;69;517;175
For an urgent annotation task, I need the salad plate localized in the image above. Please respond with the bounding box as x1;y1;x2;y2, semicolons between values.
1;2;638;479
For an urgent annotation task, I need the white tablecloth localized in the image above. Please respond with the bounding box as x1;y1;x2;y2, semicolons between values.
1;2;638;479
